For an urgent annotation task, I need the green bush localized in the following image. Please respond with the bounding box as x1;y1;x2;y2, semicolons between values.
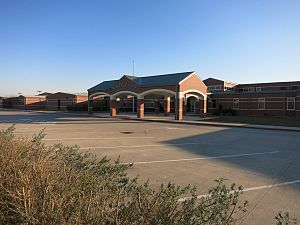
0;126;294;224
211;108;238;116
67;102;88;111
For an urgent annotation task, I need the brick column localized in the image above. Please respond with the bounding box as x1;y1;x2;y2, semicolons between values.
154;100;160;114
137;98;144;118
175;96;183;120
199;99;207;117
164;97;171;116
183;98;187;115
110;99;117;117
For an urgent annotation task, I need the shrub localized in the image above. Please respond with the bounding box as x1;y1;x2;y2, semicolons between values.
275;212;297;225
67;102;88;111
0;126;249;224
211;108;238;116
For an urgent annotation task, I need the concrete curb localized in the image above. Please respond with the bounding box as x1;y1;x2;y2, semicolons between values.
1;109;299;133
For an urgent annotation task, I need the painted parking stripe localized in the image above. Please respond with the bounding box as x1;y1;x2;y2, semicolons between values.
124;151;278;165
166;127;185;130
178;179;300;202
44;136;154;141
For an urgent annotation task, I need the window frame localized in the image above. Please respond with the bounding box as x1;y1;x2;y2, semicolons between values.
286;97;295;110
233;98;239;109
208;85;223;91
258;98;265;110
256;87;262;92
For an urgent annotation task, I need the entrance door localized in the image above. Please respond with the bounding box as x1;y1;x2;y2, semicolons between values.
190;100;195;113
187;97;196;113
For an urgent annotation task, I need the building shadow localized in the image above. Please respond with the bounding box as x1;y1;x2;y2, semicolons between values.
161;127;300;189
0;110;141;124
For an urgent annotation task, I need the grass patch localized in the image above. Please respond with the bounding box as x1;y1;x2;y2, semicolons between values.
206;116;300;127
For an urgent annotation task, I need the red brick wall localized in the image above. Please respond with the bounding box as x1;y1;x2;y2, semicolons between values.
209;91;300;118
46;93;77;110
89;83;178;98
24;97;46;110
76;96;88;103
179;73;207;95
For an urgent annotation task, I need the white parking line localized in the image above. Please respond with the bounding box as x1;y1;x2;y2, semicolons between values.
178;179;300;202
44;136;154;141
35;121;57;124
18;119;32;121
125;151;279;165
166;127;185;130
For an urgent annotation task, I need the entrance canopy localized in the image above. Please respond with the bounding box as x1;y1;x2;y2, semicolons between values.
88;71;207;120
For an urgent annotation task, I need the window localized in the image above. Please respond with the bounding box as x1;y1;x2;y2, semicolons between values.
208;85;223;91
233;98;239;109
256;87;262;92
258;98;265;110
249;87;255;92
215;85;222;90
207;86;214;91
286;97;295;110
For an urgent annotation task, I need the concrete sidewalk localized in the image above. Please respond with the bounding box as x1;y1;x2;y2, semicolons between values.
2;109;299;132
128;115;300;132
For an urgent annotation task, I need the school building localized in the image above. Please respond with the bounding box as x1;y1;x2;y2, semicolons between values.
0;97;3;108
88;72;300;120
88;71;208;120
2;95;46;110
45;92;87;110
204;78;300;118
2;92;87;111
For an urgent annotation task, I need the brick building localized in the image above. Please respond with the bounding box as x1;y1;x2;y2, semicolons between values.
204;78;300;118
2;96;46;110
46;92;88;110
88;72;207;120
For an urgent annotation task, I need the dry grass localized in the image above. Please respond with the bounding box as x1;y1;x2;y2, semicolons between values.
0;125;249;225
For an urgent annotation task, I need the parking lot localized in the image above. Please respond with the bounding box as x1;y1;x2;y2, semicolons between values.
0;109;299;224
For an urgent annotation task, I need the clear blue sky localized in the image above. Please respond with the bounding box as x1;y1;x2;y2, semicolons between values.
0;0;299;96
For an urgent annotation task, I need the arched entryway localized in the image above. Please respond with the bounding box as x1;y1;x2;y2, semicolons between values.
138;89;176;118
88;92;111;114
186;96;198;114
110;91;139;116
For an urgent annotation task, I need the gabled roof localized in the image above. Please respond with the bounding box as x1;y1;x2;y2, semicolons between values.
136;72;194;86
88;71;194;91
37;92;52;96
203;77;225;83
88;80;118;91
124;75;137;81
